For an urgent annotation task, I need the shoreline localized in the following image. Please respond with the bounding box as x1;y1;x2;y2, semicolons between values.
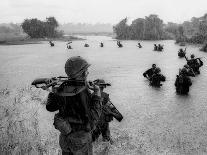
0;35;85;45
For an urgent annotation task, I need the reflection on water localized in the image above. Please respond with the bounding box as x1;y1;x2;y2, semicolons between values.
1;36;207;154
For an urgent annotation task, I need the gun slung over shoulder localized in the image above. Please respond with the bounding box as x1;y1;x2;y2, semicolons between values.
104;101;123;122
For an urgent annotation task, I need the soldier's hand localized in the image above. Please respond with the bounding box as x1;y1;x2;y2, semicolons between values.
87;81;101;96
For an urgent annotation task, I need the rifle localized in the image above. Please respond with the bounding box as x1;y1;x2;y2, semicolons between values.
32;77;111;91
102;100;123;122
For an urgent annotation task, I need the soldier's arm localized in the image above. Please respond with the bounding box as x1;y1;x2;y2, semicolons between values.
46;92;61;112
143;69;150;77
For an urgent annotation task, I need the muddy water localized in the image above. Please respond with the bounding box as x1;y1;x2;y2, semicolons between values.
1;37;207;154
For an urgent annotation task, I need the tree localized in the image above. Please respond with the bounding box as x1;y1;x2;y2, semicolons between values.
45;17;59;37
144;14;164;40
21;19;45;38
113;18;130;39
21;17;62;38
130;18;145;39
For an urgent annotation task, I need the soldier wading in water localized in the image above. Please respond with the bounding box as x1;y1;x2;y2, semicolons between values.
92;79;114;144
150;67;166;87
46;56;102;155
175;68;192;95
143;64;157;80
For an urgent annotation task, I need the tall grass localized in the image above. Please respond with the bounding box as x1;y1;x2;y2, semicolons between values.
0;87;61;155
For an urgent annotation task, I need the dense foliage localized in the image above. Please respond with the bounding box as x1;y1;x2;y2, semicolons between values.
113;15;171;40
164;14;207;44
21;17;63;38
114;13;207;43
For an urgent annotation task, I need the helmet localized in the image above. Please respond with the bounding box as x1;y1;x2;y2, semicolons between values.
191;54;195;58
152;64;156;68
65;56;90;78
184;64;189;68
181;68;187;74
154;67;161;73
94;79;106;87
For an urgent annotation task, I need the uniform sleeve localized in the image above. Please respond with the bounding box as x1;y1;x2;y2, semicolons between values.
143;69;150;77
46;92;60;112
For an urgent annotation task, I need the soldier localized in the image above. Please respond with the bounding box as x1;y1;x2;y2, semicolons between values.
84;43;89;47
49;41;54;47
158;44;163;51
143;64;157;80
67;41;72;49
137;43;142;48
183;64;195;77
175;68;192;95
178;48;186;58
117;41;123;48
154;44;158;51
186;54;203;74
150;67;166;87
92;79;113;144
100;42;104;47
46;56;102;155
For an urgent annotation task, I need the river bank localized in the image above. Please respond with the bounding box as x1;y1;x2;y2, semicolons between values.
0;35;85;45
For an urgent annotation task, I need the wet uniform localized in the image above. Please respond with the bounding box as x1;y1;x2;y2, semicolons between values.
175;74;192;95
92;92;113;142
150;73;166;87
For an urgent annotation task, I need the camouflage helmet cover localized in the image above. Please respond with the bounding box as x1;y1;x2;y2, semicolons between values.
65;56;90;78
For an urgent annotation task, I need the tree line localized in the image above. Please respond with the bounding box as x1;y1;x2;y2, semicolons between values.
21;17;63;38
113;15;171;40
113;13;207;44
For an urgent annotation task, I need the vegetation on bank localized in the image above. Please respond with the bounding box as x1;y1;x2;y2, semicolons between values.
0;18;84;45
113;15;172;40
113;13;207;45
21;17;63;38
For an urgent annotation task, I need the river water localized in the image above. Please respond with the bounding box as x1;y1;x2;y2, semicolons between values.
1;36;207;154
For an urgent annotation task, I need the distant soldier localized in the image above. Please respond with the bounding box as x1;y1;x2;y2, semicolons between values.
178;48;186;58
154;44;158;51
84;43;89;47
117;41;123;48
186;54;203;74
137;43;142;48
143;64;157;80
92;79;114;144
157;44;163;51
100;42;104;47
49;41;54;47
67;41;72;49
150;67;166;87
175;68;192;95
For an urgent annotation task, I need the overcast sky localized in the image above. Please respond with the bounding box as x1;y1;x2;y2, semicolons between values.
1;0;207;25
